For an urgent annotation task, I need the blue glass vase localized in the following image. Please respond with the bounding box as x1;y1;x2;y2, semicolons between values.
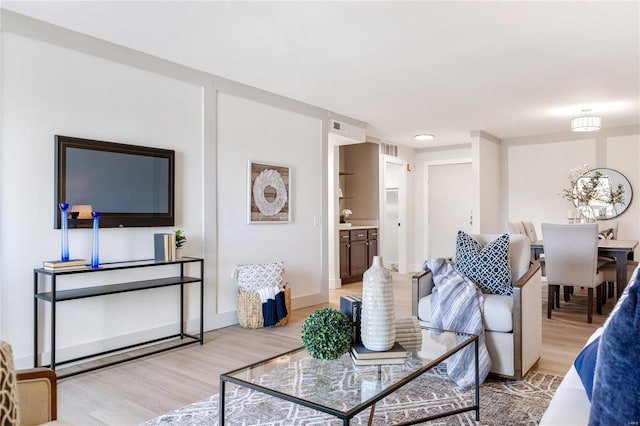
59;203;70;261
91;211;100;268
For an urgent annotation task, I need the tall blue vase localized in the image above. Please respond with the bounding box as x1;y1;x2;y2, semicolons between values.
91;211;100;268
59;203;70;261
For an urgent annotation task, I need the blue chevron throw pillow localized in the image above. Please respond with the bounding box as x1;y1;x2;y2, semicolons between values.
454;231;512;296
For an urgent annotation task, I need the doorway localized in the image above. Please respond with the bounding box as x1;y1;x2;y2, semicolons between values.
382;158;406;272
426;160;472;258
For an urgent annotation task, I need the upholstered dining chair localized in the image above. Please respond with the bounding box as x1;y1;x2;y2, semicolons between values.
509;221;545;274
541;223;605;323
522;222;539;243
507;221;527;236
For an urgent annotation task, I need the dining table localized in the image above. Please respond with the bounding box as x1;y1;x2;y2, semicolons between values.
530;239;639;300
531;239;638;299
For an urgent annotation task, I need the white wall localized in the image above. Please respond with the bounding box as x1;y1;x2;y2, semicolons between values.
504;131;640;258
216;93;326;310
0;12;330;368
412;130;640;269
412;145;472;269
1;32;205;365
473;135;501;233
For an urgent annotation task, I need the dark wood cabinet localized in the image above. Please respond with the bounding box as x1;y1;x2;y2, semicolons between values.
367;228;378;267
339;231;351;279
340;227;378;284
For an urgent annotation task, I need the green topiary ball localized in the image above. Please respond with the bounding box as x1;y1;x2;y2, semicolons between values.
301;307;353;360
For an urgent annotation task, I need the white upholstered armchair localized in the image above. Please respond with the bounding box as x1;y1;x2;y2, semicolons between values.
412;234;542;380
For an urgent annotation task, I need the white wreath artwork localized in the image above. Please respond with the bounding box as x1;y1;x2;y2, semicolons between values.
252;169;288;216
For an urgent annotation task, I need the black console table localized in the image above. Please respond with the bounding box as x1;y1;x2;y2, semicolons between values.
33;257;204;379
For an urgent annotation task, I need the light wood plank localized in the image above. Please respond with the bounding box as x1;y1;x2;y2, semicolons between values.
56;273;613;424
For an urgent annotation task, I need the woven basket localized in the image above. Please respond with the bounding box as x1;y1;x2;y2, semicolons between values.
237;287;291;329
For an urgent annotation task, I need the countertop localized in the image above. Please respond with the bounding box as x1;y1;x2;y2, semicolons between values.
338;224;377;230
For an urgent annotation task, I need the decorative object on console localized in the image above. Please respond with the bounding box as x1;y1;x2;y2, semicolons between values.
91;211;100;268
70;204;92;227
174;229;186;259
43;259;87;272
154;233;176;262
70;211;80;228
247;161;290;223
59;203;69;261
301;307;352;360
361;256;396;351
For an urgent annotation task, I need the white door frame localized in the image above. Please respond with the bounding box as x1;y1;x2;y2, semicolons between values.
424;158;472;260
380;156;408;273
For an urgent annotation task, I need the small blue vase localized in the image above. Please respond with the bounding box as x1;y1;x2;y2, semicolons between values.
91;211;100;268
59;203;70;261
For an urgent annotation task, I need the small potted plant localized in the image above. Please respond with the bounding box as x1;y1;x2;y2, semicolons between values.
175;229;187;259
301;307;352;360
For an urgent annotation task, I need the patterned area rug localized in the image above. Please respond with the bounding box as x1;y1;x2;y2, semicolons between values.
143;367;561;425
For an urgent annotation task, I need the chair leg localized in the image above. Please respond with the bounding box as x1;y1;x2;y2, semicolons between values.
608;281;614;298
587;288;593;324
563;286;572;302
555;285;561;308
596;284;603;315
547;284;556;319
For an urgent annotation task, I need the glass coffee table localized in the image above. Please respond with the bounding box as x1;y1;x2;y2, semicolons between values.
219;327;479;425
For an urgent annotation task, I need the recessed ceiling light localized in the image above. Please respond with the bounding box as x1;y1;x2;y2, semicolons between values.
414;134;434;141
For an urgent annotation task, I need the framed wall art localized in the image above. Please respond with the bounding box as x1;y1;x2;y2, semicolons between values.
247;161;291;223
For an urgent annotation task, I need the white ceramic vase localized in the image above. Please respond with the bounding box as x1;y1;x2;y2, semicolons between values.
360;256;396;351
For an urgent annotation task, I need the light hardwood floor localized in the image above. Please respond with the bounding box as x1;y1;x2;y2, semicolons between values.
56;273;614;425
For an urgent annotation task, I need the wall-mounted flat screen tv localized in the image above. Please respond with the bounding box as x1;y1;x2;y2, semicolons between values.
55;135;175;228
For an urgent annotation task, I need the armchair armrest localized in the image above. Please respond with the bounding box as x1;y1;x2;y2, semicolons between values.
411;268;434;317
511;260;542;379
16;367;57;424
513;260;541;289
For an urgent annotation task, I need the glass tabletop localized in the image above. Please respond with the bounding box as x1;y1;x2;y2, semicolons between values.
221;327;476;414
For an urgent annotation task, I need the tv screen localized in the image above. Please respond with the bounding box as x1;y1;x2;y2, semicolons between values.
55;135;175;228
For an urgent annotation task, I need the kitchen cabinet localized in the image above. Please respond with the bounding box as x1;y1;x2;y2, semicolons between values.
340;228;378;284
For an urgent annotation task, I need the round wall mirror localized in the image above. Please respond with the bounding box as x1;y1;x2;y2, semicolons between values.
574;168;633;220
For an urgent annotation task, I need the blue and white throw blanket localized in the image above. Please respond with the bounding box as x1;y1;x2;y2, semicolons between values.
423;258;492;389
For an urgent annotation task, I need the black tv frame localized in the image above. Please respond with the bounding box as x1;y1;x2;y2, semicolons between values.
54;135;175;229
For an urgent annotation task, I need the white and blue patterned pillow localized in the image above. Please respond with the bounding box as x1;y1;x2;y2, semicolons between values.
454;231;512;296
233;261;284;292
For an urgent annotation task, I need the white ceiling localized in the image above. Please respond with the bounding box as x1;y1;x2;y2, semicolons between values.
3;1;639;148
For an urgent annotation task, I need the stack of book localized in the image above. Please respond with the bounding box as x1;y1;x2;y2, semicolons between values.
350;341;408;366
43;259;88;271
395;316;422;356
339;295;362;343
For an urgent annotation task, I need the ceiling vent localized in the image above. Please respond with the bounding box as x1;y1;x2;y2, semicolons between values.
330;119;348;134
380;143;398;157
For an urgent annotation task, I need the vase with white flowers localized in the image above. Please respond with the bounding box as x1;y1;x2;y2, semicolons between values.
561;165;626;222
340;208;353;224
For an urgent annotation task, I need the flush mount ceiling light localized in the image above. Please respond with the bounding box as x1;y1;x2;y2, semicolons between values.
414;134;434;141
571;116;601;132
